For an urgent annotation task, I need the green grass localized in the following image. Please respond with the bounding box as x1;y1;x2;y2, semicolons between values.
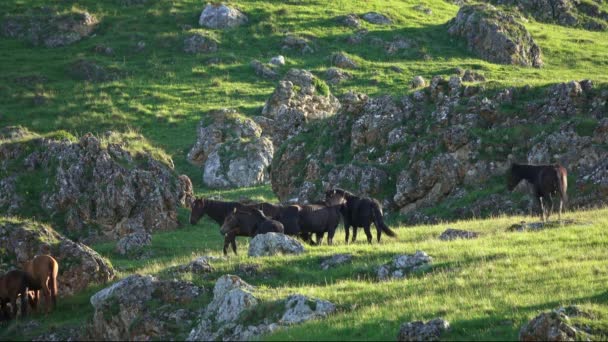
3;207;608;340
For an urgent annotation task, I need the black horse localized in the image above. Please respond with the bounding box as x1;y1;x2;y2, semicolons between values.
297;200;345;246
220;207;284;253
325;188;397;244
190;197;245;255
507;163;568;222
249;202;302;236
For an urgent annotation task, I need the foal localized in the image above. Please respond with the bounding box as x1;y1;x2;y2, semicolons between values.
0;270;35;319
507;163;568;222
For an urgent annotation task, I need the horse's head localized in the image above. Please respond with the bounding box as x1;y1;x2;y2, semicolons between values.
220;208;240;235
507;163;522;191
325;188;346;205
190;197;206;225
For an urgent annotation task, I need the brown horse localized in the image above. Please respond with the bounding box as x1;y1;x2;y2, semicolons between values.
0;270;36;319
23;255;59;314
325;188;397;244
297;199;347;246
220;207;285;253
190;197;245;255
507;163;568;222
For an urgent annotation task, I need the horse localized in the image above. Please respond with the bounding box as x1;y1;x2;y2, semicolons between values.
507;163;568;222
249;203;302;236
221;207;284;238
23;255;59;314
325;188;397;244
297;200;346;246
0;270;36;319
189;197;245;255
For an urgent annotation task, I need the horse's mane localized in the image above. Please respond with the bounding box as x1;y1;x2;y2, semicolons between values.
330;188;356;197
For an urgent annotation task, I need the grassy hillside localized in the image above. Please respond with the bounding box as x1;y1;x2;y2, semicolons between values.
2;208;608;340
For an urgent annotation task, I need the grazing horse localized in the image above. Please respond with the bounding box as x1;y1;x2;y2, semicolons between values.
221;207;284;237
297;200;345;246
325;188;397;244
23;255;59;314
507;163;568;222
190;197;245;255
249;203;302;236
0;270;36;319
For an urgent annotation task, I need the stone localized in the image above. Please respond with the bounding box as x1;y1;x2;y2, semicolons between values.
438;228;479;241
320;254;353;270
361;12;392;25
183;33;218;53
1;8;98;48
340;14;361;28
198;4;247;29
282;35;314;54
411;76;426;88
326;67;352;85
462;69;486;82
377;251;432;280
0;218;115;296
331;52;358;69
68;59;119;82
251;59;279;79
270;55;285;66
115;231;152;255
248;233;305;257
279;294;337;325
175;256;217;274
519;306;591;341
91;274;202;341
397;318;450;341
448;4;543;67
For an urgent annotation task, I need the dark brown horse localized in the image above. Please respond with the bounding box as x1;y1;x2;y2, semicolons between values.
507;163;568;222
297;200;346;246
325;188;397;244
190;197;245;255
221;207;284;237
0;270;36;319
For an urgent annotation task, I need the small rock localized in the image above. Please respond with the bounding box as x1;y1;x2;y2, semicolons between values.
397;318;450;341
198;4;248;29
270;55;285;66
377;251;432;280
519;307;590;341
251;60;279;79
248;232;305;257
331;52;358;69
115;231;152;256
320;253;353;270
411;76;426;88
326;67;352;85
176;256;217;274
280;294;336;325
184;33;218;53
340;14;361;28
462;69;486;82
361;12;392;25
438;228;479;241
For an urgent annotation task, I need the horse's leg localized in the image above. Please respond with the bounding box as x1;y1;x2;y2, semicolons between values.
351;226;358;243
547;194;554;221
223;236;230;256
559;196;563;222
10;297;17;319
376;225;382;243
344;225;350;244
328;226;337;246
363;225;372;244
42;281;51;315
20;289;27;318
230;233;238;255
538;196;546;223
315;232;324;246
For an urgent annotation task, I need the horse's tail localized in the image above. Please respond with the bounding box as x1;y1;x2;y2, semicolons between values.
371;201;396;238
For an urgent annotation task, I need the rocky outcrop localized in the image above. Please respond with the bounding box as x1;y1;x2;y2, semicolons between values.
248;233;305;257
1;8;98;47
377;251;432;280
198;4;247;29
398;318;450;341
261;69;341;147
519;306;594;341
91;274;202;341
187;108;273;188
183;33;218;53
0;218;115;296
0;131;192;241
188;275;335;341
448;5;543;67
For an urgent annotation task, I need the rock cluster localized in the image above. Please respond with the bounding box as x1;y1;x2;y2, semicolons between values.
1;8;98;47
187;275;335;341
0;218;115;296
91;274;202;341
187;108;274;188
377;251;432;280
0;131;192;241
448;4;543;67
248;233;305;257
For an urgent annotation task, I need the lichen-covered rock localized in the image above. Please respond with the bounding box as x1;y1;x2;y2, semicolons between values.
0;218;115;296
326;67;352;85
398;318;450;341
377;251;432;280
320;254;353;270
282;35;314;54
115;231;152;256
519;306;593;341
438;228;479;241
248;233;305;257
331;52;358;69
183;33;218;53
279;295;336;325
361;12;392;25
262;69;341;146
448;4;543;67
91;274;202;341
198;4;247;29
1;8;98;47
174;256;218;274
351;95;406;149
339;14;361;28
0;131;191;241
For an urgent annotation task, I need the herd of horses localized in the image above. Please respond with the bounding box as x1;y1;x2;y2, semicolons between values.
0;163;567;321
191;163;568;255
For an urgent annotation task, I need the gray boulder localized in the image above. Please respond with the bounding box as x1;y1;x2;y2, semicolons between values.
377;251;432;280
519;306;592;341
282;35;314;54
331;52;358;69
438;228;479;241
115;231;152;256
279;294;337;325
448;4;543;67
248;233;305;257
198;4;247;29
361;12;392;25
320;254;353;270
397;318;450;341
